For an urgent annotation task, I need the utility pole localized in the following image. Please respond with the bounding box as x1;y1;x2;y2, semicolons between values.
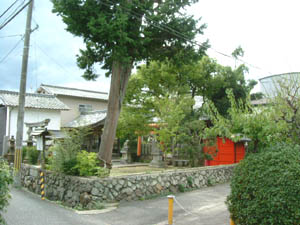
14;0;34;173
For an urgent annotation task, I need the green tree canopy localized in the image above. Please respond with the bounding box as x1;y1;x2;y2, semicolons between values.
125;56;256;117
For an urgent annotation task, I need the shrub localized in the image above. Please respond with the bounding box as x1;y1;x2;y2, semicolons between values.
21;146;27;162
187;176;193;187
226;144;300;225
75;151;109;177
61;158;79;176
26;146;40;165
49;127;91;174
75;151;99;176
0;158;13;225
178;183;185;193
95;166;110;178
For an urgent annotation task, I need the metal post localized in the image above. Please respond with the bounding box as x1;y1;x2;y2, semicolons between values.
168;195;174;225
40;171;45;200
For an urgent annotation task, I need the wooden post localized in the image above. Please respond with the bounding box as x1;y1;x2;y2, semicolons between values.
137;136;142;156
41;134;46;170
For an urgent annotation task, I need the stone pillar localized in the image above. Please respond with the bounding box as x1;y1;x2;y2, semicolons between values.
5;135;15;164
26;127;33;146
120;140;131;164
150;137;166;168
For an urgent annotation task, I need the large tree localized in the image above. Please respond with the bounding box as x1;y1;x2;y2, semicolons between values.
52;0;207;167
125;56;256;117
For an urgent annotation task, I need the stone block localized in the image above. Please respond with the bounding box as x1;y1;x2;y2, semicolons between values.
29;168;38;177
91;187;100;196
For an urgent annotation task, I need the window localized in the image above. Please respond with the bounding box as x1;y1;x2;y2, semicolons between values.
79;104;92;112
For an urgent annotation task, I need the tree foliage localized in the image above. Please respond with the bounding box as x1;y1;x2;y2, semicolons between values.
270;75;300;144
0;158;13;225
204;90;288;153
125;56;256;117
154;94;194;152
52;0;207;76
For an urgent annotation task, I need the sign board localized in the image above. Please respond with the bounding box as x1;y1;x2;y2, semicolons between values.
36;137;43;151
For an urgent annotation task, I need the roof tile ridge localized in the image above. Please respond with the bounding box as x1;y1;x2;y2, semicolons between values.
0;90;55;98
259;72;300;81
41;83;108;95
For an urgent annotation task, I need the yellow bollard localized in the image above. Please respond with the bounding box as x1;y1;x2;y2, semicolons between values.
230;218;235;225
168;195;174;225
40;171;45;200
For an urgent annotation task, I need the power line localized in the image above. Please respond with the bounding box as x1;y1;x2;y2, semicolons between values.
1;0;25;24
100;0;271;74
35;43;73;74
0;0;19;19
0;0;31;31
0;34;23;38
0;35;24;64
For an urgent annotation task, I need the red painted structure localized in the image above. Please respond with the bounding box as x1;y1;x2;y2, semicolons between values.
204;137;246;166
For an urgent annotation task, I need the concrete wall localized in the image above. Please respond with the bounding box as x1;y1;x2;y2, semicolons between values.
0;107;7;155
56;95;108;126
9;108;61;142
20;164;235;209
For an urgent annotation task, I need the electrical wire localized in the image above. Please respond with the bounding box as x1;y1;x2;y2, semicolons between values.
0;34;23;38
1;0;25;25
35;43;73;74
0;0;31;31
0;0;19;19
0;35;24;64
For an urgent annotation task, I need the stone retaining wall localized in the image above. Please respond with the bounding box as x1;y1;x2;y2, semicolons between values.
20;164;236;209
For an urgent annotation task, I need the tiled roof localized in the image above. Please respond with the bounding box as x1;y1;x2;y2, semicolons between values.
39;84;109;101
63;110;106;128
0;90;69;110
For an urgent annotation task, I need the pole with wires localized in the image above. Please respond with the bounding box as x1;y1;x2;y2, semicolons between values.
14;0;34;183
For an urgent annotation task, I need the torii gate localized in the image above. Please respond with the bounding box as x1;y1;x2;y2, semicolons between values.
25;119;50;146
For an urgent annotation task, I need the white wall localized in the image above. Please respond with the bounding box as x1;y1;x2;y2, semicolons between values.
9;108;61;143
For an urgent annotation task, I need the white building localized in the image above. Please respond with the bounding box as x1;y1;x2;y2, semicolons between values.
0;90;69;155
259;72;300;97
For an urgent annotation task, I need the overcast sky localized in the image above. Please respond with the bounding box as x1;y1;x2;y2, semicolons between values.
1;0;300;93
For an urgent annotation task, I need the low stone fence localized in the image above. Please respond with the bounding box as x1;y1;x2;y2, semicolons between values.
20;164;236;209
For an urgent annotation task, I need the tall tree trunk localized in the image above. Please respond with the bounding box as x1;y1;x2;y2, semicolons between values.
98;61;131;168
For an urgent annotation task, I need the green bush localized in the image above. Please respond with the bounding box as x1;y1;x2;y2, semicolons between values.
178;183;185;193
75;151;109;177
226;144;300;225
49;127;91;174
62;158;79;176
75;151;98;176
21;146;27;162
0;158;13;225
26;146;40;165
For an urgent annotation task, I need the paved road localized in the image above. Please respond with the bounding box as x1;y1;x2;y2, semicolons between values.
4;183;230;225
